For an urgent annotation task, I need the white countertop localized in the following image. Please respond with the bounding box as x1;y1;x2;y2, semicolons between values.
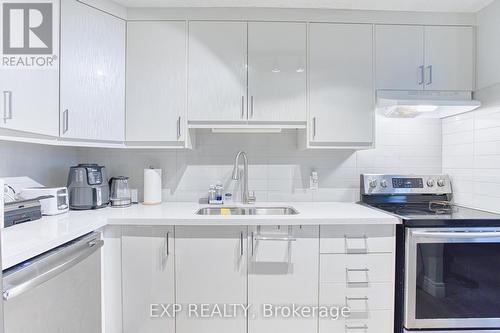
1;202;399;270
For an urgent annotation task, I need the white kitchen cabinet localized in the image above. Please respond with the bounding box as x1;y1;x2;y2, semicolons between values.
60;0;125;141
188;21;248;122
247;22;307;122
248;225;319;333
309;23;374;147
424;26;474;91
376;25;474;91
375;25;425;90
0;2;59;137
126;21;186;143
175;226;248;333
122;226;175;333
0;70;59;137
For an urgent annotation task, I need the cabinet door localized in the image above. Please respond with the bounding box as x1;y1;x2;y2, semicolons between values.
175;226;247;333
122;226;175;333
60;0;125;141
375;25;424;90
0;70;59;137
309;23;374;145
188;22;247;122
0;1;59;137
248;22;307;122
424;26;474;91
248;225;319;333
126;21;186;142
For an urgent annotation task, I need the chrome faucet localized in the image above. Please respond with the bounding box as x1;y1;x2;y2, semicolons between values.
232;151;256;204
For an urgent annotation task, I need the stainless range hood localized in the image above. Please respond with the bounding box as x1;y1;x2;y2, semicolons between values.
376;90;481;119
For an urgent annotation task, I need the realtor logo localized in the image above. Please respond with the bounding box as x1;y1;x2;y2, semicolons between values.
2;2;53;54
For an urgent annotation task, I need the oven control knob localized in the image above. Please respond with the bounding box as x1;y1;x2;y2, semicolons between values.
437;179;446;187
380;180;388;188
369;179;378;188
427;179;435;187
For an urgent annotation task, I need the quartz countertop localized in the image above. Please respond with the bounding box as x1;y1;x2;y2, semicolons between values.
1;202;399;269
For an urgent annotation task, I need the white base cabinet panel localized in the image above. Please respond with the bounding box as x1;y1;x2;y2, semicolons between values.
248;225;319;333
175;226;248;333
122;226;175;333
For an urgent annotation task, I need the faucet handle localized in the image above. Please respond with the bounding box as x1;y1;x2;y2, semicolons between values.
248;191;256;204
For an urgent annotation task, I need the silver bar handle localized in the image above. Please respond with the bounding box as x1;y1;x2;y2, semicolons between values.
3;91;12;123
177;116;181;140
312;117;317;140
254;236;297;242
241;96;245;119
251;231;255;256
418;65;424;85
426;65;433;85
346;268;370;285
3;237;104;301
240;232;244;256
412;231;500;239
62;109;69;134
344;235;368;254
165;232;170;257
250;96;254;119
345;324;368;330
346;296;369;301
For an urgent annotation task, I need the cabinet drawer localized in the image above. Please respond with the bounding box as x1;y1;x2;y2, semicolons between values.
320;310;393;333
320;283;394;311
320;225;394;254
320;253;394;284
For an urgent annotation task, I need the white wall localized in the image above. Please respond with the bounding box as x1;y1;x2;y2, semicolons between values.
443;84;500;213
0;141;79;187
477;0;500;89
441;0;500;213
78;114;442;202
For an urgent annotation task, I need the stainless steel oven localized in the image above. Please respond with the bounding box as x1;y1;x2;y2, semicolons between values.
405;227;500;330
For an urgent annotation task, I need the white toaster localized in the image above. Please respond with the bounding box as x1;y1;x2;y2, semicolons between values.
20;187;69;215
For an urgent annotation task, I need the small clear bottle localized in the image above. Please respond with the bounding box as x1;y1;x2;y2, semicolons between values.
215;181;224;204
208;185;216;204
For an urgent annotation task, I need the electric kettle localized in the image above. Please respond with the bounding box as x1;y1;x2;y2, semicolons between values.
109;176;132;208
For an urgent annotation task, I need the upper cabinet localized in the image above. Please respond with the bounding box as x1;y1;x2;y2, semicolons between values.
188;21;248;122
188;21;307;124
376;25;474;91
247;22;307;122
126;21;187;144
60;0;126;141
424;26;474;91
309;23;374;148
0;1;59;137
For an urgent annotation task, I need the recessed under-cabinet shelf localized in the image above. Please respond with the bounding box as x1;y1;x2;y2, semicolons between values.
188;122;306;131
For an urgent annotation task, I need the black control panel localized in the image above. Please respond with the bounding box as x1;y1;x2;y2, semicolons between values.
392;178;424;189
86;167;103;185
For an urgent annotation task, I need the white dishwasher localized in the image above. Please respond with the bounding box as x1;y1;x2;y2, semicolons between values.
2;232;103;333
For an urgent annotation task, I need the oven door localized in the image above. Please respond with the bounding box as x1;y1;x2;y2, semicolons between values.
405;228;500;330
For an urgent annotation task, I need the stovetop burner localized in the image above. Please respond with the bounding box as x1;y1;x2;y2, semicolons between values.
374;201;454;216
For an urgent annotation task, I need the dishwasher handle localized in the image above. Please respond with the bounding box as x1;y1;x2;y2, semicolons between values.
3;235;104;301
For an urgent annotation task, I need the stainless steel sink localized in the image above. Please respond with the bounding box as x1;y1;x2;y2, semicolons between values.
196;206;299;216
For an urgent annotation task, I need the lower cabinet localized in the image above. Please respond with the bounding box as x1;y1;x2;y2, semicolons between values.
122;226;175;333
117;224;395;333
248;225;319;333
319;225;396;333
175;226;248;333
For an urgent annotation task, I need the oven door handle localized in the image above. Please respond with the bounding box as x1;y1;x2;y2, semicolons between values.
412;230;500;239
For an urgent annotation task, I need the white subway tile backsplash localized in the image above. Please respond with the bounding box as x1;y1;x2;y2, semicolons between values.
442;84;500;213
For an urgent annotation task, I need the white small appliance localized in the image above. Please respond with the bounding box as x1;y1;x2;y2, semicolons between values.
20;187;69;216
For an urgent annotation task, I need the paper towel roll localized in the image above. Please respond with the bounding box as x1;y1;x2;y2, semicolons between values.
144;168;162;205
